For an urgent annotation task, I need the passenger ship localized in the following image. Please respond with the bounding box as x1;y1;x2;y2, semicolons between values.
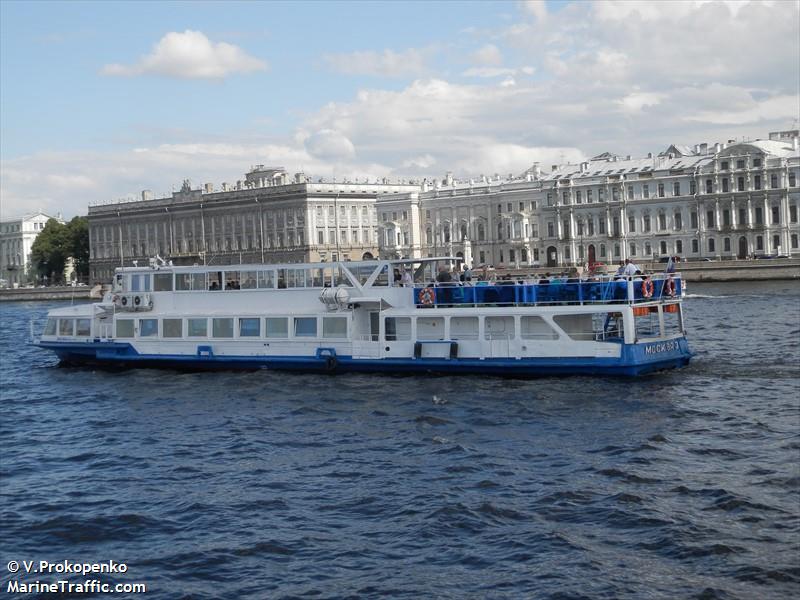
35;257;691;376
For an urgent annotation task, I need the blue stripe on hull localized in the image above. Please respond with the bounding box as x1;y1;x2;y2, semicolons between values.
37;338;691;377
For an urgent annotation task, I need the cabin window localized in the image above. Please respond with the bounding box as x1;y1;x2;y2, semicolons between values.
385;317;411;341
634;311;661;339
154;273;173;292
75;318;91;337
294;317;317;338
240;271;258;289
208;272;222;291
239;318;260;337
188;318;208;337
553;314;596;341
139;319;158;337
662;305;682;335
116;320;135;338
521;316;558;340
258;270;275;289
309;268;325;287
224;272;241;290
417;316;444;340
322;317;348;339
58;319;75;336
450;317;479;340
130;274;151;292
212;318;234;338
485;316;515;340
265;318;288;338
44;318;57;336
163;319;183;338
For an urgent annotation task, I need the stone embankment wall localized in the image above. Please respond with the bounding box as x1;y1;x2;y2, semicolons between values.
0;285;102;302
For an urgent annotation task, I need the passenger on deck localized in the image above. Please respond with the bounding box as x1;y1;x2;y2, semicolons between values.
393;269;402;284
622;258;639;277
401;269;413;287
539;273;550;285
209;281;219;290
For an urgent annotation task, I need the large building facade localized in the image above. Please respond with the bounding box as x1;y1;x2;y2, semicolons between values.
88;166;418;282
377;132;800;268
0;212;63;287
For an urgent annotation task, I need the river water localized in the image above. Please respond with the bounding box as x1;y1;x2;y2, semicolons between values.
1;281;798;599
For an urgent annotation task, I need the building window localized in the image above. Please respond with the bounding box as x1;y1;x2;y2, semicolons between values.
791;205;798;223
600;243;606;258
723;209;731;227
707;210;715;228
771;174;778;188
676;240;683;254
705;179;713;194
547;222;555;237
546;194;553;206
773;234;781;251
792;234;798;249
628;216;636;233
724;237;731;252
690;181;696;195
643;215;651;233
658;213;666;230
691;211;698;229
509;249;516;263
612;187;619;202
673;182;681;196
753;158;762;167
598;188;605;201
754;175;761;190
691;239;699;253
755;207;763;225
736;159;745;169
790;172;797;187
642;184;649;198
613;243;620;257
658;183;665;198
674;212;682;230
587;219;594;235
708;238;715;253
756;235;763;250
644;242;651;257
587;189;593;203
660;241;667;255
739;207;747;225
612;217;620;236
722;178;729;193
627;186;633;200
737;177;745;192
629;242;636;256
599;219;606;234
575;191;582;204
721;161;729;171
772;206;780;224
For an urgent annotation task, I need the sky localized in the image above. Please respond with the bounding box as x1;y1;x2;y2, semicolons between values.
1;0;798;219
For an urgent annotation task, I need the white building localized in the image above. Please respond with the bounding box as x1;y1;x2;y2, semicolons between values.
378;132;800;269
0;212;63;287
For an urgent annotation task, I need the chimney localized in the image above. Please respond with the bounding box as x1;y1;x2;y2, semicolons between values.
294;172;304;183
222;182;230;192
203;183;214;194
580;162;589;173
700;143;708;154
141;190;154;201
647;152;653;159
626;155;632;160
714;143;722;153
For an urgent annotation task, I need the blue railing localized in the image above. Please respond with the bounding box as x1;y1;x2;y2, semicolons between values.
413;276;682;307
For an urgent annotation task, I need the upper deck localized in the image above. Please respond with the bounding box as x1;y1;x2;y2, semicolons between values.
109;256;682;310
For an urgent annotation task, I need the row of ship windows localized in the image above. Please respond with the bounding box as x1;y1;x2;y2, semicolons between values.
45;311;681;343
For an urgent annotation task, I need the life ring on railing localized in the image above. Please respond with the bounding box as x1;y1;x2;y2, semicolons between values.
663;277;676;297
418;287;435;306
641;279;654;299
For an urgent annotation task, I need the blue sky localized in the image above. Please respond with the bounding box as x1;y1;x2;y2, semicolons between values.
1;0;798;218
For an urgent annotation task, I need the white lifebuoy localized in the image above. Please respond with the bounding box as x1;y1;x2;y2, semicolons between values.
418;287;435;305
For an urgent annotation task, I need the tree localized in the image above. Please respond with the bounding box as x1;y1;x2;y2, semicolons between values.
66;216;90;280
30;219;70;284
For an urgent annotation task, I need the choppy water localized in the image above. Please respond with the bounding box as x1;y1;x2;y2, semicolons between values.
1;281;798;599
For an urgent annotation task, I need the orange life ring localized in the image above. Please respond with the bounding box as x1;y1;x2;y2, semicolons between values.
641;279;654;299
418;287;435;305
663;277;676;297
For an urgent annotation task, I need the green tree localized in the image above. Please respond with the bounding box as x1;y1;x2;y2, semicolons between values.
66;216;90;280
30;219;70;284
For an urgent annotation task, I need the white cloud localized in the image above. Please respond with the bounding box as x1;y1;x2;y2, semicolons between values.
402;154;436;169
101;30;267;79
617;91;665;113
323;48;430;77
470;44;503;66
304;129;356;160
520;0;548;22
462;66;535;78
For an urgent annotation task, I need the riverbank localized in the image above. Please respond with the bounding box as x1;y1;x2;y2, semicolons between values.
0;285;103;302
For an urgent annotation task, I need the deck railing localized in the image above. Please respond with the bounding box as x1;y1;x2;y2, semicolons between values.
413;274;682;308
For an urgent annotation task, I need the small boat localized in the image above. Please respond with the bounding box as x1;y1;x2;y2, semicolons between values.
34;256;691;376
